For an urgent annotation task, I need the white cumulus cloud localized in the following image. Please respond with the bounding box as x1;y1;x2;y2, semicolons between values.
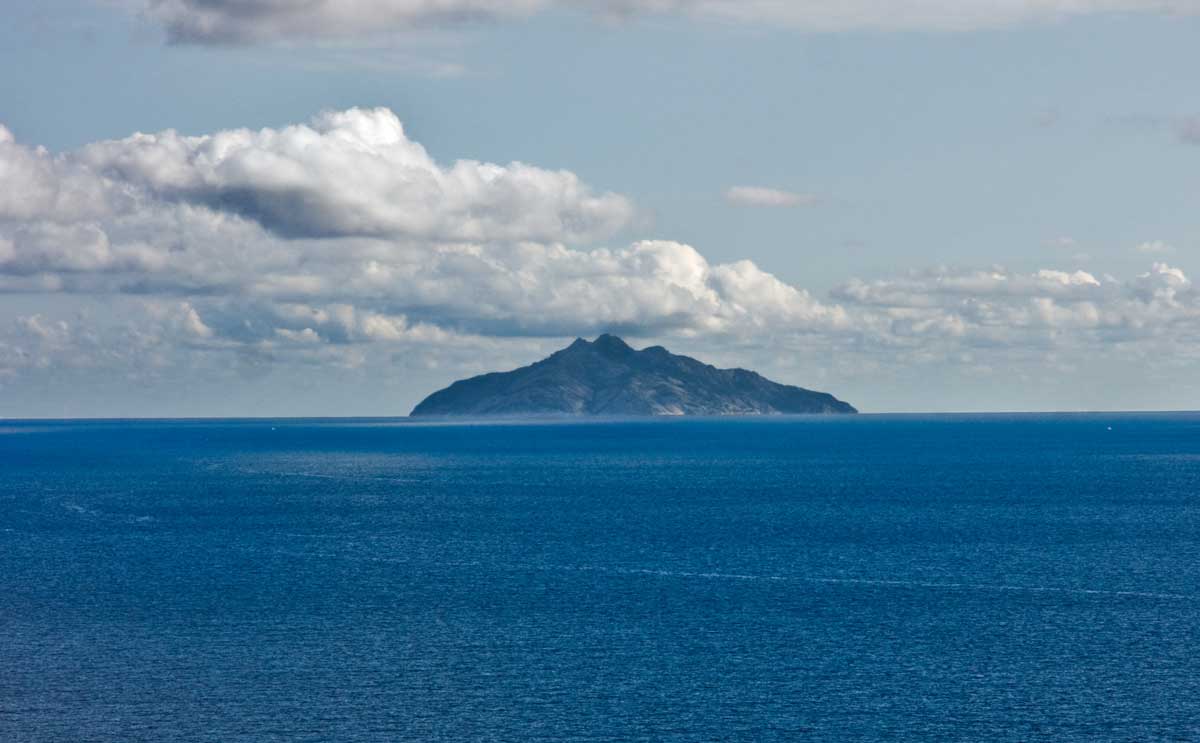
0;109;845;358
74;107;633;244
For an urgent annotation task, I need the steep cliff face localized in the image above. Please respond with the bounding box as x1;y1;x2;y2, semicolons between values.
410;335;857;417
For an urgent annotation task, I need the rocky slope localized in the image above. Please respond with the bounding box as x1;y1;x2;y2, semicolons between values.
410;335;856;416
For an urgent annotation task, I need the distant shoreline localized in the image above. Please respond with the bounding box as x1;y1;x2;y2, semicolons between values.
3;410;1200;423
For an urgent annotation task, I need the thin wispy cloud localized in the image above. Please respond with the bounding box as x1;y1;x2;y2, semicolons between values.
1044;236;1078;250
134;0;1200;44
1032;107;1062;129
1043;237;1091;262
1108;113;1200;145
1176;117;1200;145
1136;240;1176;255
724;186;818;208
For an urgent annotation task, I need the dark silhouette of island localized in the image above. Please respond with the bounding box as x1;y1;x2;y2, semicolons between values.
410;334;857;416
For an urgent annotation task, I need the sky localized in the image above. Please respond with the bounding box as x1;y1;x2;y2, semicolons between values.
1;1;1199;416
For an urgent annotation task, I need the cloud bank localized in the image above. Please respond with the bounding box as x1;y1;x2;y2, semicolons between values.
2;108;1198;409
0;109;843;361
137;0;1200;43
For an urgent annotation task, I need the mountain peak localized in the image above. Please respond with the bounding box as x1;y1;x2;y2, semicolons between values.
411;337;857;417
591;333;633;355
561;334;634;357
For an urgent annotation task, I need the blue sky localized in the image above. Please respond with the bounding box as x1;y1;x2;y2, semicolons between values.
2;2;1199;415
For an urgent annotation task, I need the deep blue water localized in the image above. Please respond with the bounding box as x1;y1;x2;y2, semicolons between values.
3;414;1200;741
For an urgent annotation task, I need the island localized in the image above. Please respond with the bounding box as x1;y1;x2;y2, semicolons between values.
410;334;857;416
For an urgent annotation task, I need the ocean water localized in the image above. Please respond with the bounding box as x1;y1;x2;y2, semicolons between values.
2;414;1200;741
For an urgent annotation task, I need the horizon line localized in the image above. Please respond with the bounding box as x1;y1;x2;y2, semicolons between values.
4;409;1200;423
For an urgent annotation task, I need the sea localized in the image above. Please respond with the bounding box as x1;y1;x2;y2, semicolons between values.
2;414;1200;741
